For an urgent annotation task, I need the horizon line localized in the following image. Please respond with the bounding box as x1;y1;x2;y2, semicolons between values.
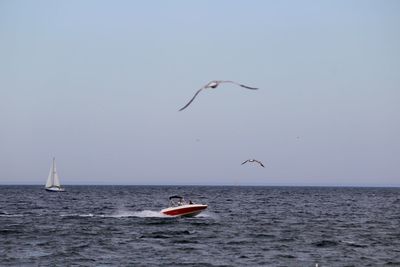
0;183;399;188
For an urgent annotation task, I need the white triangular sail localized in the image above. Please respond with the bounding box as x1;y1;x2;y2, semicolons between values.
52;161;61;187
45;158;61;188
45;164;53;188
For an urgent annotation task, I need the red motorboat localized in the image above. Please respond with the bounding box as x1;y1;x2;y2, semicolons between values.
161;196;207;217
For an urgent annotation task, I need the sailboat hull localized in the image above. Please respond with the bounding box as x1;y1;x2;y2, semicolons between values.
45;187;65;192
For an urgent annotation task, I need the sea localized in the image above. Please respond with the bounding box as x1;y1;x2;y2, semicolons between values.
1;186;399;266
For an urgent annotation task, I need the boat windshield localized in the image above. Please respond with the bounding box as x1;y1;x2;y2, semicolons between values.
169;195;187;207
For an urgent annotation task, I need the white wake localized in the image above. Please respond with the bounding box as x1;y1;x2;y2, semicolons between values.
107;210;168;218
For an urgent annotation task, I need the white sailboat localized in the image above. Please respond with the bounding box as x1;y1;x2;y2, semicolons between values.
45;157;65;192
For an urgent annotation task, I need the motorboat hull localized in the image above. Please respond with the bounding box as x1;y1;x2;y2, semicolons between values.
45;187;65;192
161;204;207;217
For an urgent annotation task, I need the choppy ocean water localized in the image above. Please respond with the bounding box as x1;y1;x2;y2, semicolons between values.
1;185;399;266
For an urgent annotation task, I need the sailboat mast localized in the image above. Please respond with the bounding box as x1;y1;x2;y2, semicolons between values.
52;157;55;186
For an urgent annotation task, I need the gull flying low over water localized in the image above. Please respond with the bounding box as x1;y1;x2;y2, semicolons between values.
241;159;265;168
179;80;258;111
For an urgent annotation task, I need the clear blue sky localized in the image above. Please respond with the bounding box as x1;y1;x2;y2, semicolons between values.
1;0;399;186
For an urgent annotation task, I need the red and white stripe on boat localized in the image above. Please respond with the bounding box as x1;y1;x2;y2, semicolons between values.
161;204;208;217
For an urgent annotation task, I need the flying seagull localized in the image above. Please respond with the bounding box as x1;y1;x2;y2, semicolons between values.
241;159;265;168
179;80;258;111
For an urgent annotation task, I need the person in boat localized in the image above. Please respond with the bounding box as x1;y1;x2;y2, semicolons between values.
170;195;191;206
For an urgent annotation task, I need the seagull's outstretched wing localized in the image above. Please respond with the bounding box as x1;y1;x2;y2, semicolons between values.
222;80;259;90
179;88;204;111
256;161;265;168
241;160;250;165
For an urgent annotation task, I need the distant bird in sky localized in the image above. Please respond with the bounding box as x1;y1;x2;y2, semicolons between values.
241;159;265;168
179;80;258;111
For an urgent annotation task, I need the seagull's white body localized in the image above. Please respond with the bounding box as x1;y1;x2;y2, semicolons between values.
179;80;258;111
206;81;219;88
